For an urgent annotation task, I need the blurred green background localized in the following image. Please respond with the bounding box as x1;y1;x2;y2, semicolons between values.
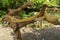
0;0;60;28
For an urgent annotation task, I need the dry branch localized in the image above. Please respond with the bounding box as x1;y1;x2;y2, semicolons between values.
6;4;47;23
8;1;32;16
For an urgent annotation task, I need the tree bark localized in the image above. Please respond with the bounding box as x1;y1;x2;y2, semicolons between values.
8;1;32;16
12;23;22;40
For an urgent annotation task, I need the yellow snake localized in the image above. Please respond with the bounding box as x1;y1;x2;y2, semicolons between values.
7;12;40;23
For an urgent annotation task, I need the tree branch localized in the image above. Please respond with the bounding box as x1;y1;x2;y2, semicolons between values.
7;1;33;16
6;4;47;23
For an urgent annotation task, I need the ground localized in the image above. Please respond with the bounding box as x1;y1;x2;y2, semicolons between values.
0;25;60;40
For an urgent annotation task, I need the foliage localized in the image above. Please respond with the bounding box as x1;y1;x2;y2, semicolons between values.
0;0;27;17
0;0;27;9
0;10;7;17
0;0;60;18
20;10;34;19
